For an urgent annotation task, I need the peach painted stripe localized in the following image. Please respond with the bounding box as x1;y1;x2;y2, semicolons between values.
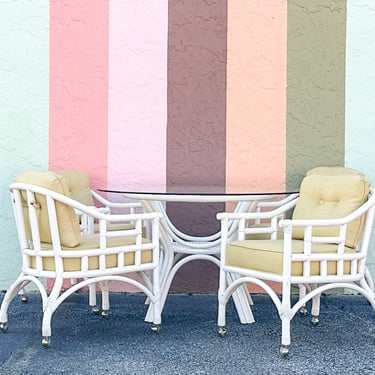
49;0;109;188
107;1;168;195
226;1;287;192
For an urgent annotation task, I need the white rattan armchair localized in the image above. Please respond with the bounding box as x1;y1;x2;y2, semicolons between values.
53;169;144;314
0;171;162;347
216;167;375;356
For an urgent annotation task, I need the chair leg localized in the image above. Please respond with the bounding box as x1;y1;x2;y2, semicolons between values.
88;283;100;314
147;266;162;332
311;292;321;326
298;284;308;315
98;281;110;318
0;292;13;332
217;269;228;337
0;275;27;331
280;317;291;356
280;282;292;356
41;277;64;348
19;288;29;303
41;307;54;347
150;297;161;333
217;302;227;337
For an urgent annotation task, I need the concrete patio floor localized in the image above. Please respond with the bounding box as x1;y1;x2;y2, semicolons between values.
0;292;374;374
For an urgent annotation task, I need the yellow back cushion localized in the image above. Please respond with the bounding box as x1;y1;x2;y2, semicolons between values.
292;167;370;248
54;170;95;206
16;171;81;247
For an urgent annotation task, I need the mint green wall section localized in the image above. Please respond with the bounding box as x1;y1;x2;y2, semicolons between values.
345;1;375;281
286;1;346;190
0;3;49;289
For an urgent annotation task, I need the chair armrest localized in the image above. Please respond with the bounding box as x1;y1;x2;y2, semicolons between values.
217;195;299;241
90;190;142;210
217;195;299;221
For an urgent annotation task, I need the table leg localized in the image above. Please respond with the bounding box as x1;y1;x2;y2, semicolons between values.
144;253;255;324
227;273;255;324
141;198;255;325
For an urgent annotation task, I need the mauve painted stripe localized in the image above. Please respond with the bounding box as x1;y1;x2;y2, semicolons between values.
286;1;346;190
49;0;109;188
226;0;287;193
166;0;227;293
166;0;227;237
107;1;168;197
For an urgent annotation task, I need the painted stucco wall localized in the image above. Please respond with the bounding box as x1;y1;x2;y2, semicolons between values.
1;0;375;293
49;0;109;188
226;0;287;191
0;2;49;289
345;0;375;279
286;0;346;190
108;1;168;194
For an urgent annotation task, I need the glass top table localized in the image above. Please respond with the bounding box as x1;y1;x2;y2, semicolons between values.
99;186;297;202
98;186;299;324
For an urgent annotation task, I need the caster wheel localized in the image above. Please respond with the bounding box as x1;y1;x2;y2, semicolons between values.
311;315;320;326
91;305;100;315
0;322;9;332
280;345;290;357
218;326;227;338
101;309;109;318
151;324;160;333
21;295;29;303
299;307;308;316
41;336;51;348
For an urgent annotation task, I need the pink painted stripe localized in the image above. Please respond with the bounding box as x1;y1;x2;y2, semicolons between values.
107;1;168;194
49;0;109;188
226;1;287;192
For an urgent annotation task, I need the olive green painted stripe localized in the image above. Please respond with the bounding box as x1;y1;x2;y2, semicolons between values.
286;0;346;190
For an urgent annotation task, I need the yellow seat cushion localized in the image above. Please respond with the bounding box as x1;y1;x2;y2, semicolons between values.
292;167;370;248
31;235;153;272
16;171;81;247
226;239;355;276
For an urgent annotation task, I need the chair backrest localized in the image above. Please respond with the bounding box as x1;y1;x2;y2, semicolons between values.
292;167;370;248
53;169;95;206
15;170;81;247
